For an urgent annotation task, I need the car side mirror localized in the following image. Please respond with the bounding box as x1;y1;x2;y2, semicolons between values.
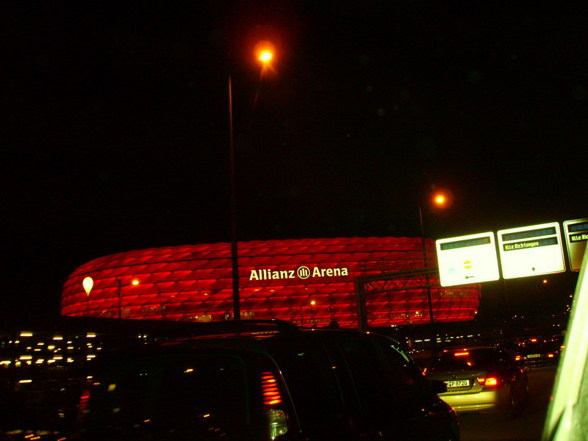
428;379;447;394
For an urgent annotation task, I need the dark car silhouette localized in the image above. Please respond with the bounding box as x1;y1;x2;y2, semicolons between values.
72;320;459;441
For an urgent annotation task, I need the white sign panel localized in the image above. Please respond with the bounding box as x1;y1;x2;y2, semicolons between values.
436;232;500;287
497;222;566;279
563;218;588;271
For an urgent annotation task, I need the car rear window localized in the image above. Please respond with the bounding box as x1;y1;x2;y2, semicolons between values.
84;350;262;440
429;349;497;371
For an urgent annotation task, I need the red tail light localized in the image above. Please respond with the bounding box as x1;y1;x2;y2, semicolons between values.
477;375;500;387
261;371;290;439
79;385;92;412
454;351;469;357
261;371;282;406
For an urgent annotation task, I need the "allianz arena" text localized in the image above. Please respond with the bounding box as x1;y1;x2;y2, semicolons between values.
249;266;350;281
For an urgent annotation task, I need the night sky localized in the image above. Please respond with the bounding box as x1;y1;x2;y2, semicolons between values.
4;1;587;325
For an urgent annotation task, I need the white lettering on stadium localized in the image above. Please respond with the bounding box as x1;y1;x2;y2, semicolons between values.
249;266;349;281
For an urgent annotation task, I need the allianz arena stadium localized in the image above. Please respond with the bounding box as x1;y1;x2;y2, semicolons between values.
62;237;481;328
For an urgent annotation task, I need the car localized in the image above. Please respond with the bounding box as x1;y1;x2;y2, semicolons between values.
425;346;529;416
514;336;563;368
542;248;588;441
71;320;460;441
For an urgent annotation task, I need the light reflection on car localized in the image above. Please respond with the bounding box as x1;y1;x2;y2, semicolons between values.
425;346;529;417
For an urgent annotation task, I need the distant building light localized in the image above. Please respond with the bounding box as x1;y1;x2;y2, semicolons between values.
19;331;33;337
19;355;32;360
86;332;97;338
18;379;33;384
53;336;63;341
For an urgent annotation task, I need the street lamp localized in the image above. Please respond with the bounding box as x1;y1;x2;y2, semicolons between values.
254;40;275;76
419;190;451;350
228;41;276;322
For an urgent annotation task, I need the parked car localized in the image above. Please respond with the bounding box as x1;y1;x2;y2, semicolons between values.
425;346;528;416
71;320;459;441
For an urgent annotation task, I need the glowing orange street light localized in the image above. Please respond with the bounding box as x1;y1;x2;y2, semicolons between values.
254;40;276;77
229;40;278;321
258;50;273;64
420;188;453;350
433;193;446;207
431;189;453;210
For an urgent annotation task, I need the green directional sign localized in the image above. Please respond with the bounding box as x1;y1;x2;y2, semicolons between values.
563;218;588;271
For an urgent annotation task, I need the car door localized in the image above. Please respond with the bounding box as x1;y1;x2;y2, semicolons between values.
371;335;459;441
326;332;458;441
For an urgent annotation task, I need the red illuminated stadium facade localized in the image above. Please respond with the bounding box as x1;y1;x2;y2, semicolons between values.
62;237;481;328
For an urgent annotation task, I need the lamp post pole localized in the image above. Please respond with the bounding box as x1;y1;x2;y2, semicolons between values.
419;206;437;350
418;189;451;351
227;43;275;322
228;75;240;321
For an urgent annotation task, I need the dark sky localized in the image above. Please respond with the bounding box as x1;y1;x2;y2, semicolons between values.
3;1;587;324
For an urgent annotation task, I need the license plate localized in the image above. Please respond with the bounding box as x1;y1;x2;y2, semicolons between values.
445;380;470;388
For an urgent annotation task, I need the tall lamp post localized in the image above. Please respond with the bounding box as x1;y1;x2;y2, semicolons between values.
419;190;451;350
228;43;275;321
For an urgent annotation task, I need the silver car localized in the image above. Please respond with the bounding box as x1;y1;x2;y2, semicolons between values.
425;346;529;416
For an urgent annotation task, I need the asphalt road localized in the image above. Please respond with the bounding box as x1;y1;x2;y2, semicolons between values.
459;365;557;441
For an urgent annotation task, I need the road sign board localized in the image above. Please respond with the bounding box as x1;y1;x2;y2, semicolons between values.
497;222;566;279
563;218;588;271
436;232;500;287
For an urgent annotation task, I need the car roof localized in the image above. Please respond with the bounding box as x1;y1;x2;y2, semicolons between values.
95;320;391;359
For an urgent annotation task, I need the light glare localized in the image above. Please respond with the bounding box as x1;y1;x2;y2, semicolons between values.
259;51;273;63
83;276;94;295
